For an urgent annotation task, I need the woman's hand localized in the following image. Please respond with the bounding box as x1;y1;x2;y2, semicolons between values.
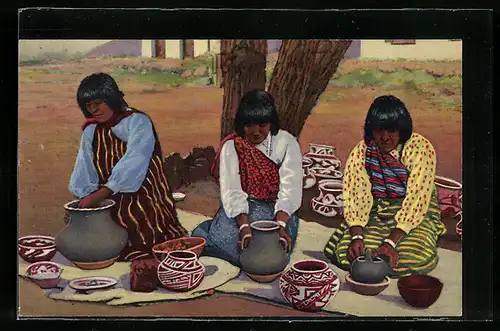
278;226;291;252
275;211;291;251
347;239;365;262
236;214;251;250
78;187;113;208
239;226;252;250
347;225;365;262
374;243;399;267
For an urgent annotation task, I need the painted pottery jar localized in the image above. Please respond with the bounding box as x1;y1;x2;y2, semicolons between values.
157;250;205;292
55;199;128;270
350;249;390;284
279;259;340;311
308;143;336;157
434;175;463;219
239;220;289;281
311;179;344;217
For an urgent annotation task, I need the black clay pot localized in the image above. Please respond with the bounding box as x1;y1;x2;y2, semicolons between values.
350;248;390;284
55;199;128;269
239;220;289;277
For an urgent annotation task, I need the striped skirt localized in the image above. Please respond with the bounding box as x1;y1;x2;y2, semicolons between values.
324;186;446;278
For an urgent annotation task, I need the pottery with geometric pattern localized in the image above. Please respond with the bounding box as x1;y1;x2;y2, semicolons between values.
157;250;205;292
279;259;340;311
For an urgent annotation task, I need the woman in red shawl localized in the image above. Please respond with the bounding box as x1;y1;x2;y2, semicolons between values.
191;90;303;266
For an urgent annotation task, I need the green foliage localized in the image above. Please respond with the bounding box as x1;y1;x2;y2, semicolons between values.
19;51;84;66
330;68;462;92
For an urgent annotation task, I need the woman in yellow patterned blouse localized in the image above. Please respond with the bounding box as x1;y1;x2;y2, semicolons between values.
324;95;446;278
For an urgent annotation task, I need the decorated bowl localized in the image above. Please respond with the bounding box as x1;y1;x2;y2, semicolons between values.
18;235;57;263
397;274;443;308
153;236;206;262
25;261;63;289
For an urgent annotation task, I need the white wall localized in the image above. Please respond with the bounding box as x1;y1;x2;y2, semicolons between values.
19;40;112;61
166;40;181;59
141;40;153;58
360;40;462;60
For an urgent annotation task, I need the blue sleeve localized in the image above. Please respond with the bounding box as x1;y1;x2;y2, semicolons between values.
69;125;100;198
105;114;155;194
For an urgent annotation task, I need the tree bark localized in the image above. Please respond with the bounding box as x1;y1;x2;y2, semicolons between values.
268;39;353;137
219;39;267;140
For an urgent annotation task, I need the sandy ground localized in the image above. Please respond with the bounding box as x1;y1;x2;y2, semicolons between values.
18;58;462;317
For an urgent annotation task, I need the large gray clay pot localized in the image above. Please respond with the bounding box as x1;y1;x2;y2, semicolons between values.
239;220;289;276
55;199;128;269
350;248;390;284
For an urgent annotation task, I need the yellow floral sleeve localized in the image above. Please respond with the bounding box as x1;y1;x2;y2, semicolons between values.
343;140;373;228
395;133;437;233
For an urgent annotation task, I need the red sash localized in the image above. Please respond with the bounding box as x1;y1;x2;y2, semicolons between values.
212;133;280;201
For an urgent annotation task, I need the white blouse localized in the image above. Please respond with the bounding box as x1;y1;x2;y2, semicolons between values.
219;129;303;219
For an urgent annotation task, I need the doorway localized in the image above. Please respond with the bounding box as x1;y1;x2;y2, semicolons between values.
183;40;195;58
154;40;166;58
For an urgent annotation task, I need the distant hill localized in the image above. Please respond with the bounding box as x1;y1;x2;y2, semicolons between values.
84;40;142;58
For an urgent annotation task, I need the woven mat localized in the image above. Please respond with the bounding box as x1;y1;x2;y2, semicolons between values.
18;210;462;315
216;220;462;317
18;210;239;306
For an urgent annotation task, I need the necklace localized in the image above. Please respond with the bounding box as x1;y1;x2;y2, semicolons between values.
264;133;273;157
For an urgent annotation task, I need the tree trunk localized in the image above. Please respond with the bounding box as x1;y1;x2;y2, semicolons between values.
268;39;353;137
219;39;267;140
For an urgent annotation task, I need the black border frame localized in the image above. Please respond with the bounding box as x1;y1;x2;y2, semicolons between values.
3;6;495;329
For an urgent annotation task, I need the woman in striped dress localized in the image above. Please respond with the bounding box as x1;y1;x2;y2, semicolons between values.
68;73;188;261
323;95;446;278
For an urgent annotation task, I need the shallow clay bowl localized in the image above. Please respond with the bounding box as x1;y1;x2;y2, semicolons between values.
345;273;390;296
18;235;57;263
153;236;206;262
25;261;63;289
397;274;443;308
246;271;283;283
172;192;186;202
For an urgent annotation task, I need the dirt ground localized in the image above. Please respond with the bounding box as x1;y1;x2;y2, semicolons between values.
17;58;462;317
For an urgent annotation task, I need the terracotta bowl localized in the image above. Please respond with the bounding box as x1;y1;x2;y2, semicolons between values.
18;235;57;263
345;273;390;296
153;237;206;262
246;271;283;283
25;261;63;289
397;274;443;308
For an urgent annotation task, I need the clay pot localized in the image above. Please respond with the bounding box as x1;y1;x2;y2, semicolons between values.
435;175;462;218
397;274;443;308
308;143;336;157
279;259;340;311
239;220;289;282
157;250;205;292
350;249;390;284
18;235;57;263
311;179;344;217
55;199;128;270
